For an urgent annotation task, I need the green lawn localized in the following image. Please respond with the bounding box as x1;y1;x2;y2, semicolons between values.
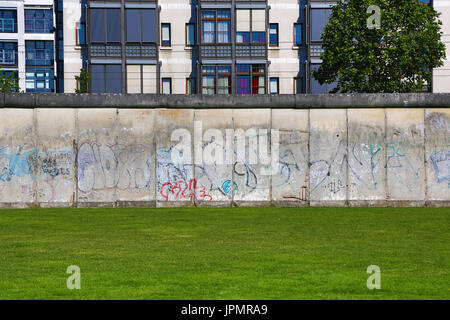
0;207;448;300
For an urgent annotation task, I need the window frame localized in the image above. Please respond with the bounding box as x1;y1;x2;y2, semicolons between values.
0;9;17;33
186;77;196;94
269;23;279;47
294;77;303;94
162;77;172;94
201;9;231;45
161;23;171;47
90;64;122;94
76;22;86;46
269;77;279;95
185;23;195;47
293;23;303;46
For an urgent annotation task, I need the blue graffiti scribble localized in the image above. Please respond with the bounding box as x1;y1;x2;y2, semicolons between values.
222;179;238;196
430;150;449;184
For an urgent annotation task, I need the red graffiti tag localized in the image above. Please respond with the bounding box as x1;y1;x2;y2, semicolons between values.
160;179;213;202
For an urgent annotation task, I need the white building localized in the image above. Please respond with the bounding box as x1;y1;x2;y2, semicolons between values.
433;0;450;93
0;0;56;92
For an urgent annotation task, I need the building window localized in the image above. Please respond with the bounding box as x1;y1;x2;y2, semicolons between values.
90;8;121;43
236;64;266;95
0;10;17;33
237;64;250;95
91;64;122;93
0;70;18;90
0;42;17;65
294;77;303;94
186;78;196;94
186;23;195;46
126;9;156;43
270;78;279;94
310;64;337;93
76;22;86;46
25;68;54;93
252;65;265;94
236;9;265;44
201;65;231;95
269;23;278;46
161;23;171;47
25;9;53;33
310;9;332;43
26;41;54;66
162;78;172;94
201;9;231;44
294;23;303;46
126;65;157;94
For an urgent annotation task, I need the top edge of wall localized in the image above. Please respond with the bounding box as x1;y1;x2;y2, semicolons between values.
1;93;450;109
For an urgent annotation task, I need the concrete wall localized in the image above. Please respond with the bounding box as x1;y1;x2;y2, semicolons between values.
0;94;449;208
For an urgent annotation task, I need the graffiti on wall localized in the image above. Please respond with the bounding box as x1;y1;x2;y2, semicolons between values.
77;142;153;197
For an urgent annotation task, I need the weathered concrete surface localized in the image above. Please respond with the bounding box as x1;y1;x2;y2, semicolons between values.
271;109;309;205
310;109;347;205
348;109;386;204
233;109;271;205
4;93;450;109
0;109;35;207
77;109;117;206
194;109;233;206
0;100;449;208
386;109;425;202
155;109;194;206
116;109;155;204
36;109;76;207
425;109;450;201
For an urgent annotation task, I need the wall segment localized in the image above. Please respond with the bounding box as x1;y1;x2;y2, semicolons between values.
0;94;449;207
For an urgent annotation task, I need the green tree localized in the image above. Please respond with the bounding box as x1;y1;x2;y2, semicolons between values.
312;0;446;93
0;69;21;93
75;68;91;94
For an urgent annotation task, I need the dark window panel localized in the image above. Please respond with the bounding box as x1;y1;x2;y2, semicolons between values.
126;9;140;42
106;64;121;93
311;9;332;42
106;9;120;42
90;9;105;42
91;64;105;93
142;9;156;43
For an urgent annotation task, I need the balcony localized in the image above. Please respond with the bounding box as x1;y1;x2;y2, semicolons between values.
91;45;122;57
201;45;232;58
126;44;157;58
310;44;324;57
0;49;17;65
0;18;15;33
236;45;266;58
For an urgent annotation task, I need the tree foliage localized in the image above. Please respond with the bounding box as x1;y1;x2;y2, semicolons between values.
75;68;91;94
0;69;21;93
312;0;446;93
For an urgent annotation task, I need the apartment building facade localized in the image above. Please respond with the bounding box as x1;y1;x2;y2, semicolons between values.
433;0;450;92
0;0;56;92
0;0;447;94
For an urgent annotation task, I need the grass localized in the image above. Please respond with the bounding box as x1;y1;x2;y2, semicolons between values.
0;207;448;300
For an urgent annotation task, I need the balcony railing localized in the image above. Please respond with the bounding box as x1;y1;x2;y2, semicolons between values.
0;18;15;32
126;44;157;58
25;18;53;33
201;45;232;58
0;49;17;64
310;44;324;57
236;45;266;57
91;45;122;57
